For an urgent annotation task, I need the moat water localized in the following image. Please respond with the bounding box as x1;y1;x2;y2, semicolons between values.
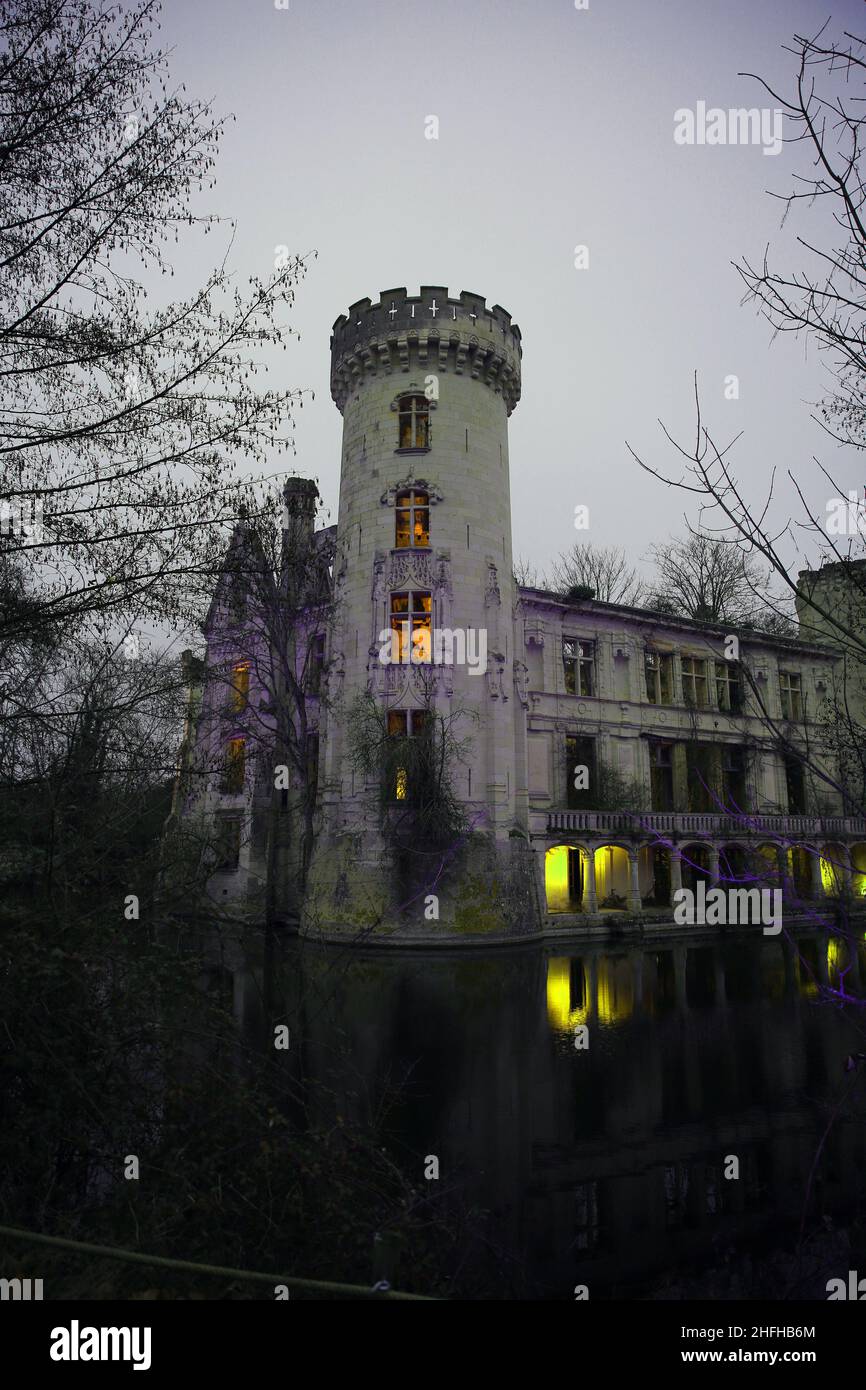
223;927;866;1299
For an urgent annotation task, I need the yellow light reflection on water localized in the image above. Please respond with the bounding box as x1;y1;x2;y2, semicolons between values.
596;957;634;1024
546;957;589;1032
546;958;572;1029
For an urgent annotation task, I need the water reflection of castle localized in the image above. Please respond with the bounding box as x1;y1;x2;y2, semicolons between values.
544;932;855;1029
224;930;866;1297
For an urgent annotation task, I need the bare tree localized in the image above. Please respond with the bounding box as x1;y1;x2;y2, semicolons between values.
645;532;789;627
737;23;866;457
512;555;543;588
549;542;646;605
0;0;310;649
627;21;866;825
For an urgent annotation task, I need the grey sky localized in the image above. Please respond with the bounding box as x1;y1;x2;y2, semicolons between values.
156;0;865;584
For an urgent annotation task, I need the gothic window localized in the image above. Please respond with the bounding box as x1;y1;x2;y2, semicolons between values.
215;815;242;872
681;656;708;707
390;591;432;663
779;671;803;721
563;638;595;696
395;489;430;548
645;650;672;704
387;709;428;736
387;708;428;801
308;633;326;694
230;662;250;713
397;394;430;451
221;737;245;794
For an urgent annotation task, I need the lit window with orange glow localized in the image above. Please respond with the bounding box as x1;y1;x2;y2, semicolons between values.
390;591;431;663
395;490;430;549
231;663;250;712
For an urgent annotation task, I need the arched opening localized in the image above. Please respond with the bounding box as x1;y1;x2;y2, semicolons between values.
787;844;814;900
748;842;780;892
545;845;582;913
719;843;748;887
681;843;710;894
820;842;847;896
827;935;852;991
852;843;866;898
641;844;670;906
594;844;630;908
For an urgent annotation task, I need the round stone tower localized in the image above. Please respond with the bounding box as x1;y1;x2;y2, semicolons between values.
304;286;535;941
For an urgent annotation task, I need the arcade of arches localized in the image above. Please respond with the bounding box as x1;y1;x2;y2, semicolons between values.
544;840;866;915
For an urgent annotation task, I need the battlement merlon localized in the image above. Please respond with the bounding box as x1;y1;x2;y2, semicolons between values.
329;286;522;416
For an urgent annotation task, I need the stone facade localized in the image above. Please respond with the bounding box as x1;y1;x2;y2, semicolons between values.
173;285;866;941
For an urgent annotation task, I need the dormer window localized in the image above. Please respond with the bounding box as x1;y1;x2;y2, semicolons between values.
396;394;430;451
395;489;430;548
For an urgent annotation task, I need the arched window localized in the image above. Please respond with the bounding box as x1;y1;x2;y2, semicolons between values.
397;394;430;450
395;488;429;548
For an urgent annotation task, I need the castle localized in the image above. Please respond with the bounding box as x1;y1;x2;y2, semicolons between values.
169;286;866;942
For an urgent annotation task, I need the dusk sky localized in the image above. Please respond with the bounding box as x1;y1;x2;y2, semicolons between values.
156;0;864;583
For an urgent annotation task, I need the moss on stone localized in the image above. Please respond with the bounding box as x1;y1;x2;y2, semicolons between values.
452;876;505;935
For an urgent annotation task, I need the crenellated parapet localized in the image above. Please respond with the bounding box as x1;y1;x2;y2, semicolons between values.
330;286;522;416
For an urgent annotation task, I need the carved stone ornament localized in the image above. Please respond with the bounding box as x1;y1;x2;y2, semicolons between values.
380;477;443;506
514;660;530;709
389;549;437;590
